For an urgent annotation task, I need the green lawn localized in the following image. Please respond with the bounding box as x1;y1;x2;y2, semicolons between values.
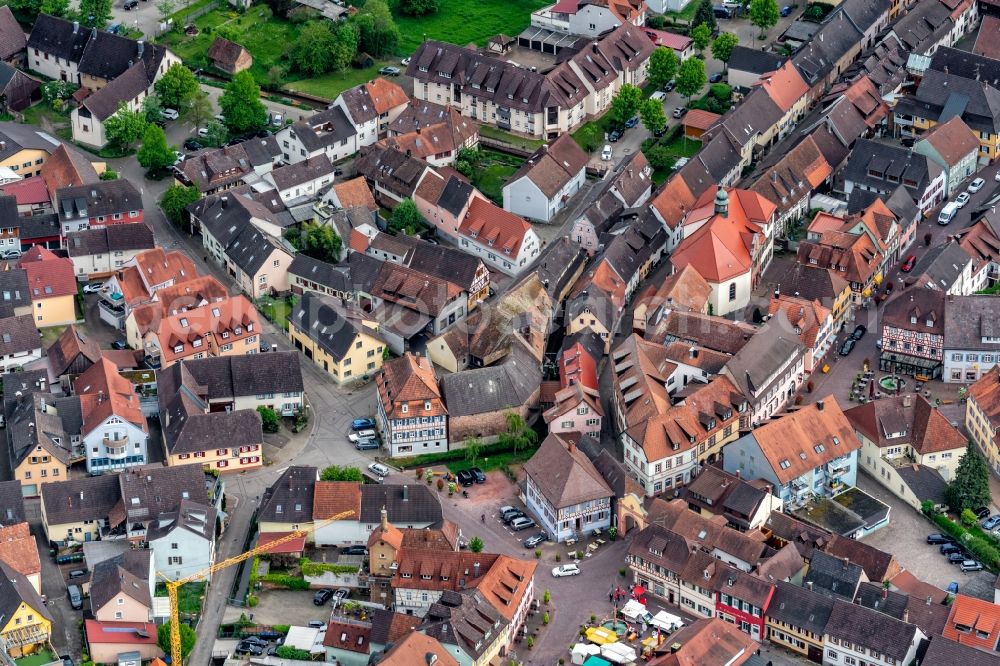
257;295;299;331
394;0;548;53
286;61;398;100
478;125;545;151
155;581;206;616
662;0;699;22
15;650;56;666
470;150;524;204
571;116;615;153
661;132;702;158
446;447;537;474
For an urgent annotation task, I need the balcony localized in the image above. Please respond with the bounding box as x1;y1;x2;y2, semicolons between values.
826;457;851;477
104;435;130;458
789;478;810;493
1;624;49;648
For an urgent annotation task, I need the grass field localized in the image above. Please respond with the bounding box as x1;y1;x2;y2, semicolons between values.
395;0;548;53
572;115;615;153
446;448;537;473
15;650;56;666
470;150;524;204
156;581;207;616
257;295;299;331
286;61;398;100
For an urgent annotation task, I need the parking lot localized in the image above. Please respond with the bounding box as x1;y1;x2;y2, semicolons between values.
857;473;997;600
222;588;333;628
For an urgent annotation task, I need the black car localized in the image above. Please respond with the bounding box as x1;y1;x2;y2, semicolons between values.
927;533;954;544
60;656;74;666
851;325;867;340
456;469;475;486
653;125;667;137
503;510;525;525
974;506;991;520
709;72;724;83
334;168;344;176
183;138;203;151
313;589;333;605
839;339;856;356
255;128;272;138
236;643;264;656
947;552;967;564
241;636;268;647
523;532;549;548
608;128;623;142
111;339;128;350
663;80;675;92
341;545;367;555
124;0;139;8
470;467;486;483
941;543;962;555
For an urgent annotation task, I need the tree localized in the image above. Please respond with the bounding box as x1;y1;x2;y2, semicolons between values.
290;21;356;76
257;406;281;433
100;169;119;180
464;437;483;464
468;536;484;553
643;143;675;171
749;0;779;36
301;221;343;263
398;0;439;17
137;124;176;172
946;442;991;511
609;83;643;127
265;0;296;17
961;508;978;528
160;185;200;227
276;647;312;660
78;0;113;27
200;120;227;148
320;465;364;482
711;32;739;69
693;0;717;33
157;622;196;661
354;0;400;58
219;71;267;135
156;0;175;20
142;92;164;124
646;47;678;91
500;411;537;453
104;103;147;152
155;64;200;111
691;23;711;52
40;0;70;17
389;199;424;234
676;57;707;99
188;91;214;130
639;98;667;136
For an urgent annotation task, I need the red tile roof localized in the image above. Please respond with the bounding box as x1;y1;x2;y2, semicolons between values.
133;249;197;289
74;357;147;437
312;481;362;520
756;61;809;113
17;246;77;299
257;531;307;554
944;594;1000;652
377;353;445;419
459;196;532;259
671;190;771;282
0;522;40;579
768;294;830;348
643;28;692;50
365;78;409;116
0;176;50;206
333;177;378;212
683;109;721;132
85;620;158;645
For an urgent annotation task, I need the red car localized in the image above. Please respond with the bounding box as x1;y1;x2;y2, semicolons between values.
900;255;917;272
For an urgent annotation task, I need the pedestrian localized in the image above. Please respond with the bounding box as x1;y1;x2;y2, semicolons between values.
609;591;614;602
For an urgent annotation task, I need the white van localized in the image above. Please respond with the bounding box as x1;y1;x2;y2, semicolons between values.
601;144;613;161
368;462;390;478
938;201;959;225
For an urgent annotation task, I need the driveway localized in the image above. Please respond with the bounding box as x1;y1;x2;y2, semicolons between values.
856;472;997;600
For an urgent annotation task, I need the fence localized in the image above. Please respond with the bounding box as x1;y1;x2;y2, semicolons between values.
479;135;535;158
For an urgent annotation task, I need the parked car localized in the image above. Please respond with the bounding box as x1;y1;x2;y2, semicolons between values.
60;656;74;666
124;0;139;9
510;516;536;531
308;621;326;630
624;116;639;128
650;91;666;101
995;170;1000;182
456;469;475;486
552;564;581;577
780;5;792;16
947;582;959;594
112;340;128;350
0;248;20;260
947;552;967;564
236;643;263;656
355;439;379;450
352;418;376;430
851;325;867;341
401;57;411;65
502;510;525;524
379;66;401;76
349;430;376;443
313;589;333;605
960;560;984;572
663;80;675;92
974;506;991;520
709;72;724;83
341;545;367;556
969;177;986;193
940;543;962;555
241;637;268;647
367;462;389;478
333;588;351;602
956;192;971;207
68;569;87;579
174;150;185;165
269;112;284;127
499;505;520;520
67;584;82;610
900;255;917;272
523;533;549;548
161;108;179;120
197;127;209;138
927;533;954;544
608;128;623;142
983;515;1000;531
672;107;686;118
601;144;613;160
470;467;486;483
183;138;203;151
838;339;855;356
82;282;102;294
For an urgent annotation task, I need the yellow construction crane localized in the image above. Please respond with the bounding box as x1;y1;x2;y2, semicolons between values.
159;508;356;666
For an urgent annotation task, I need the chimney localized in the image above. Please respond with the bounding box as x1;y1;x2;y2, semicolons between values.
842;557;850;569
137;40;144;58
402;485;409;502
902;608;909;624
817;400;824;411
380;506;388;530
567;439;575;453
902;394;912;408
73;20;79;33
807;581;813;591
473;562;480;577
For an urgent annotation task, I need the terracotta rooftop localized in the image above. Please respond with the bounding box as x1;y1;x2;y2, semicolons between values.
767;293;830;349
648;617;758;666
459;196;532;259
843;393;967;456
73;357;147;437
0;522;40;580
332;176;378;212
312;481;362;521
917;115;980;167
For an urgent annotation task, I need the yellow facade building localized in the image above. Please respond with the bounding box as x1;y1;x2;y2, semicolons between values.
0;561;52;658
288;293;385;384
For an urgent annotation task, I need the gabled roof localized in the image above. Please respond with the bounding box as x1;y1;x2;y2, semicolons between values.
923;636;1000;666
803;550;865;601
290;292;381;362
90;549;151;612
67;223;155;257
377;631;458;666
259;466;316;524
0;522;40;580
944;593;1000;652
767;293;830;349
0;6;24;60
312;481;361;521
74;357;147;436
377;352;444;418
723;314;806;402
331;176;378;212
0;313;40;357
507;133;588;199
0;480;25;525
843;392;966;455
459;196;533;259
728;46;787;75
969;366;1000;432
40;474;121;527
647;617;757;666
0;560;50;630
337;77;408;124
82;62;151;121
359;483;442;524
826;599;919;661
917;115;980;167
420;589;507;660
522;433;612;509
767;580;833;635
207;37;250;69
323;619;371;654
756;60;809;113
17;246;77;299
57;180;142;220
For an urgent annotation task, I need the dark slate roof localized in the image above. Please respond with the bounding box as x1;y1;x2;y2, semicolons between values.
803;550;865;601
359;483;442;524
853;581;907;620
269;154;335;193
421;590;507;661
895;464;948;505
27;14;89;64
82;62;150;121
440;340;540;416
52;396;82;437
114;466;210;528
17;213;60;241
437;176;475;218
0;560;50;630
165;352;304;400
929;47;1000;87
90;550;151;613
225;223;287;277
0;268;29;317
290;292;377;362
57;180;142;221
67;223;155;257
914;241;970;292
287;106;357;153
260;466;316;523
922;636;1000;666
826;599;918;661
41;474;121;526
560;329;605;364
289;254;353;293
349;252;383;293
0;6;25;61
0;314;40;357
392;234;484;291
767;581;834;636
728;46;787;75
0;479;26;525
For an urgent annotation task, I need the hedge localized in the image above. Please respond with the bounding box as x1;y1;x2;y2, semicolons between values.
259;574;311;590
299;559;361;577
393;440;538;469
930;512;1000;570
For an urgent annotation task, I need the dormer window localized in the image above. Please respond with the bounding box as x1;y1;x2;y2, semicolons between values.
421;574;432;580
925;319;933;327
910;316;917;324
235;327;242;335
424;401;431;410
248;323;254;332
173;344;184;353
401;572;411;578
402;404;408;413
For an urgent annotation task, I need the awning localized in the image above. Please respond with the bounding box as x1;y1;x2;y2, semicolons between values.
881;353;940;370
649;611;685;632
585;627;618;645
257;532;306;554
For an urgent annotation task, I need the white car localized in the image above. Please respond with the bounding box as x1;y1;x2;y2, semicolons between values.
198;127;209;138
401;57;411;65
995;170;1000;182
82;283;103;294
601;144;613;161
650;91;666;101
174;151;184;165
161;108;179;121
956;192;971;207
969;177;986;193
551;564;581;577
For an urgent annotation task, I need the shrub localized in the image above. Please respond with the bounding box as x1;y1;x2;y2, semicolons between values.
260;574;310;590
543;589;551;604
299;560;360;577
619;567;627;577
526;636;534;649
415;467;423;479
273;625;290;634
590;614;596;624
436;478;445;491
962;508;979;527
535;549;542;558
608;526;618;541
543;612;550;625
555;554;561;562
